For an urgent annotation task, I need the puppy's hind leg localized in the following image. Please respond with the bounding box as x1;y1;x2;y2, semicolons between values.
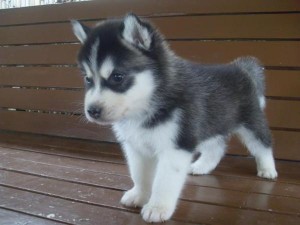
236;124;277;179
189;135;227;175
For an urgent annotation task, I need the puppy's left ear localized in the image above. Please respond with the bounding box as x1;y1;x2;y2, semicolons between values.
122;13;152;50
71;20;91;44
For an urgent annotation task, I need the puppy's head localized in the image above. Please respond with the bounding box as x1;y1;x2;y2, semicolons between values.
72;14;167;125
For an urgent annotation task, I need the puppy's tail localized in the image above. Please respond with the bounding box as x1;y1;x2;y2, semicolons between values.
233;56;266;109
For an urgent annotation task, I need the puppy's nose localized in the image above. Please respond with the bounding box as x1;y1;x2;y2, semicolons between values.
87;106;102;119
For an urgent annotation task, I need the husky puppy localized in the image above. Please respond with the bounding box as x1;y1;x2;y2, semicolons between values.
72;14;277;223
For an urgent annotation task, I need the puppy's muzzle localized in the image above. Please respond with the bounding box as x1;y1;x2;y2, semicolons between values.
87;106;102;120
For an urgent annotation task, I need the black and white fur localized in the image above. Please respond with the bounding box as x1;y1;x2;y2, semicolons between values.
72;14;277;223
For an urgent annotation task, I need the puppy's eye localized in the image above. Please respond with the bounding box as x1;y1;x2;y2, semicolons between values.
85;76;93;84
109;73;125;84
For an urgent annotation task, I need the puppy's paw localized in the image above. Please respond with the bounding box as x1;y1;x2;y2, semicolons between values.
257;168;278;179
120;188;149;208
189;162;212;175
141;202;174;223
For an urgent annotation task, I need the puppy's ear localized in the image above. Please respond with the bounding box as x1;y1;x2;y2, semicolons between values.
122;13;152;50
71;20;90;44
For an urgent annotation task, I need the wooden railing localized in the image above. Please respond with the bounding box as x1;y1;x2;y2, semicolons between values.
0;0;299;160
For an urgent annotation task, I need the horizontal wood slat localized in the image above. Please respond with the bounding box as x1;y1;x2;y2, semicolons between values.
266;100;300;130
265;70;300;98
0;88;84;113
0;89;299;129
0;110;299;160
0;0;299;26
172;41;300;68
1;68;299;98
228;130;300;161
1;42;299;67
0;67;82;88
0;44;78;65
1;14;300;45
0;110;115;142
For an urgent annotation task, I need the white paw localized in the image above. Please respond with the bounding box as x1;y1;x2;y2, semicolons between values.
257;168;278;179
120;188;149;208
188;162;213;175
141;203;174;223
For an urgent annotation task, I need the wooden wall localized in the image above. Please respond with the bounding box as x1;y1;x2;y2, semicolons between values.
0;0;299;160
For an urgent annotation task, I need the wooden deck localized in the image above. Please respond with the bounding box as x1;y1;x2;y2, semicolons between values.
0;131;299;225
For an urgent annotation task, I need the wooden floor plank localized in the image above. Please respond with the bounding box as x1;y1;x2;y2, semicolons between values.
0;141;299;224
175;201;299;225
1;146;299;185
1;186;189;225
0;147;127;173
1;137;300;179
3;155;296;199
0;155;131;190
245;193;300;216
1;152;300;216
0;207;67;225
0;170;248;213
186;175;300;199
0;144;125;164
0;131;122;156
0;172;299;225
211;161;300;183
1;147;300;198
1;143;300;197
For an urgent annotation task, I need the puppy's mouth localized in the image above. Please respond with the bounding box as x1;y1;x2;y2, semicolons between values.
93;119;114;126
85;115;114;125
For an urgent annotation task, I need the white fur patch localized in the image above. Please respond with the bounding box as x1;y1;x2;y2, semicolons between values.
99;57;114;79
123;15;152;50
236;126;277;179
114;109;181;156
82;61;93;78
71;20;87;44
90;38;100;73
190;135;226;175
259;96;266;109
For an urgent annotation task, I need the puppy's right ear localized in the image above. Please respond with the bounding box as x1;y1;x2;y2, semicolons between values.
122;13;152;50
71;20;90;44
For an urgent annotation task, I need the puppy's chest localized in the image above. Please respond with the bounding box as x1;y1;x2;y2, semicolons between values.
113;120;178;155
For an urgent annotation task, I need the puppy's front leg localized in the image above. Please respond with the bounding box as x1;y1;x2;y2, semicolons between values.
142;149;192;223
121;143;155;208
